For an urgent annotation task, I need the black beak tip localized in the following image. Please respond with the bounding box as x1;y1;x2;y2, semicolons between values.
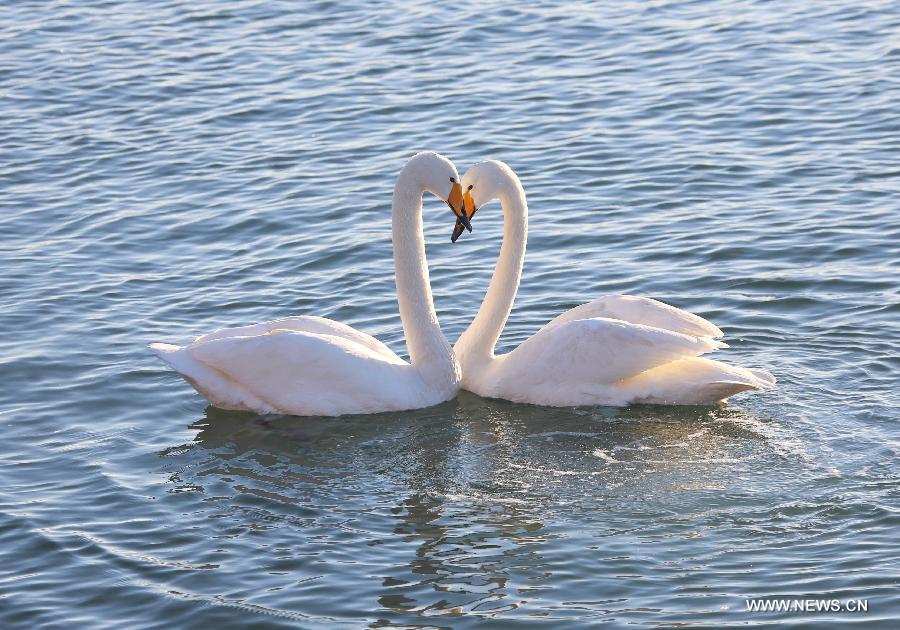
451;219;466;243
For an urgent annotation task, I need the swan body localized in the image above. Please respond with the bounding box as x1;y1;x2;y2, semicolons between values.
454;160;775;406
151;152;468;416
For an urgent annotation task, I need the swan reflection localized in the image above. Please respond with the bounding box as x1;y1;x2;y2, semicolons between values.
161;395;778;620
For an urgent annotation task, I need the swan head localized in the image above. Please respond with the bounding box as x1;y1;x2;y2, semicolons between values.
404;151;471;233
451;160;518;243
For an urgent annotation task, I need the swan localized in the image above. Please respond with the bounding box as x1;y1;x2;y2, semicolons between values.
149;151;472;416
451;160;776;406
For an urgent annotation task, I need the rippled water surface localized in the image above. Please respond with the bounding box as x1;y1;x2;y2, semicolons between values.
3;0;899;626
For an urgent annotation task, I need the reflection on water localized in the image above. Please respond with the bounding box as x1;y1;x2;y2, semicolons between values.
162;396;788;622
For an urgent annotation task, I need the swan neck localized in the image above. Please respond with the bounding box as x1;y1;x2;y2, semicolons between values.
392;170;456;384
456;181;527;364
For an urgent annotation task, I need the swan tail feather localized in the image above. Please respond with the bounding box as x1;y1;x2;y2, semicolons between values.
148;342;273;412
704;380;763;399
149;342;180;359
619;357;776;404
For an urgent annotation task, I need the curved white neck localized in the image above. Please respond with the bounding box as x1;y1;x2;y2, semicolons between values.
455;177;528;364
392;169;457;384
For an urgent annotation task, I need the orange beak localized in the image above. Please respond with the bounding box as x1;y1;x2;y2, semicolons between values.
463;190;477;218
446;181;471;233
451;189;480;243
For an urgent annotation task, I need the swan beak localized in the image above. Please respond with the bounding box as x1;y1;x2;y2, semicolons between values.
447;181;472;235
450;190;479;243
463;190;478;218
451;219;467;243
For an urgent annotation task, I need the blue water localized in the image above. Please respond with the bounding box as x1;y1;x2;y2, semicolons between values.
2;0;899;626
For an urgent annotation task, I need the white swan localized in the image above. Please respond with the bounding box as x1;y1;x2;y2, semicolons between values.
452;160;776;406
150;152;472;416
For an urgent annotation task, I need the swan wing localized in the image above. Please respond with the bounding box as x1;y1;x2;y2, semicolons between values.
193;315;398;360
542;295;723;339
496;317;722;393
187;330;424;416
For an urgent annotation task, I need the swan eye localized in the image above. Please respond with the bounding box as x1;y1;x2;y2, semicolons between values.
450;177;456;182
467;185;473;190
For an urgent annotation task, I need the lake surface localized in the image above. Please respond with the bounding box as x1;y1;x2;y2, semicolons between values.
2;0;899;627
